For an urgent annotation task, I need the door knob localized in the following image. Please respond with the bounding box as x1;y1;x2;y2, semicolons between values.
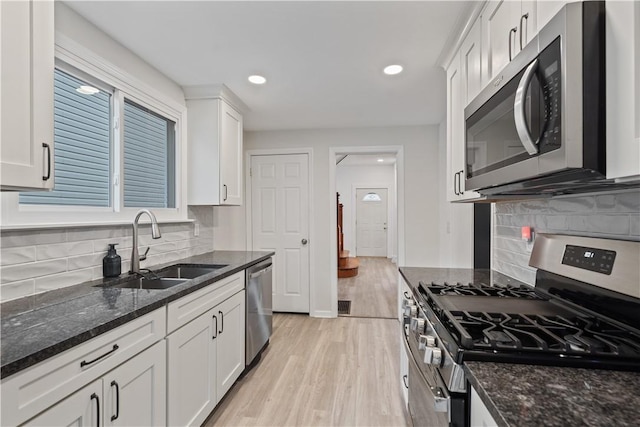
301;239;308;245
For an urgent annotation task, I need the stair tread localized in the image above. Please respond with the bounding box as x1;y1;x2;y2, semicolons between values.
339;250;350;259
338;257;359;269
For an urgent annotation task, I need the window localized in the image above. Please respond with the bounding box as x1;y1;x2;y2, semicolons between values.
20;69;112;206
362;192;382;202
18;67;180;216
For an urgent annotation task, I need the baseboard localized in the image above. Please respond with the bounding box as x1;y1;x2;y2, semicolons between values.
310;310;336;318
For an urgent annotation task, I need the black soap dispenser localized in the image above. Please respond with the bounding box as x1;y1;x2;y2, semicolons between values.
103;243;122;278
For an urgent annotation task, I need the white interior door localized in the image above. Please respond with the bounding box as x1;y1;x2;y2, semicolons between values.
251;154;310;313
356;188;388;257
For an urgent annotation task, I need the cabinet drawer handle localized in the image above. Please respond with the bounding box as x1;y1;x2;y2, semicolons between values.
110;381;120;421
519;13;529;50
403;374;409;389
219;310;224;334
42;143;51;181
508;27;517;61
212;314;218;339
80;344;119;368
91;393;100;427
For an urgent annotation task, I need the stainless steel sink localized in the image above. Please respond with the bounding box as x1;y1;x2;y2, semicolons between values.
98;264;228;290
158;264;227;279
106;277;187;290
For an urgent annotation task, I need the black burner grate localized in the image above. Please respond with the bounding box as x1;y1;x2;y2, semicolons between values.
338;300;351;315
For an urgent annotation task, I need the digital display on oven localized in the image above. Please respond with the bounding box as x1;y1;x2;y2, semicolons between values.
562;245;616;275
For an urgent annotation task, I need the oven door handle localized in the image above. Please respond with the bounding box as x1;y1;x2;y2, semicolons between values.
514;58;540;155
402;334;451;421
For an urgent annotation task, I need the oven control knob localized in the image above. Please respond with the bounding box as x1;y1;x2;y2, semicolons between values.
418;334;436;350
424;347;442;366
410;317;425;334
404;305;417;317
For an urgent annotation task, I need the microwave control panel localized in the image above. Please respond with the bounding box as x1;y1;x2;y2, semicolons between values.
539;37;562;153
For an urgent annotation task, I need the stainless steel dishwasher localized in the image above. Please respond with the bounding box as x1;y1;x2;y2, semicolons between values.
245;259;273;367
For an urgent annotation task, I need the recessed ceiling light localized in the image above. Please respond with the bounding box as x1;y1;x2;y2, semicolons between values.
383;65;403;75
377;158;384;162
248;75;267;85
76;85;100;95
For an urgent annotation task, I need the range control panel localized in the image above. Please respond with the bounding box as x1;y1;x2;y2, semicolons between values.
562;245;616;275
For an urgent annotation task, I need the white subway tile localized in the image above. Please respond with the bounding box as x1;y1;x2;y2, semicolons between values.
37;241;93;261
0;280;35;302
35;268;94;293
0;246;36;266
67;227;127;242
0;229;67;248
68;253;104;270
630;215;640;236
1;259;67;284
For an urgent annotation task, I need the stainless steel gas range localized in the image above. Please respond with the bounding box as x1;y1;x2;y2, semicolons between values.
400;234;640;427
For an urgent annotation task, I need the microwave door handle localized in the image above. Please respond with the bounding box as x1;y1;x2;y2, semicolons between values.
514;58;540;155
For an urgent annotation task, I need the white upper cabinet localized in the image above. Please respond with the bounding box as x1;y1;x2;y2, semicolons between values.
536;1;569;33
606;0;640;181
185;86;246;206
447;21;483;202
482;0;537;84
0;0;54;191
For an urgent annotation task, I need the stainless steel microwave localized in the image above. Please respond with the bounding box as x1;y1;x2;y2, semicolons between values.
464;1;606;196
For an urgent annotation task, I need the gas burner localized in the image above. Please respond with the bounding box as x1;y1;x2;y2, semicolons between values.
447;311;640;357
425;281;542;299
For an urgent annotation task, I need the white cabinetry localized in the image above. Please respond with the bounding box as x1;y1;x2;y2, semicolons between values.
26;341;166;427
470;386;499;427
167;272;245;426
606;0;640;181
186;95;244;206
482;0;536;82
2;309;166;427
0;0;54;191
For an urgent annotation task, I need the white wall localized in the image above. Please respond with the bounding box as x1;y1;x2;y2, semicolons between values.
336;164;396;260
214;125;442;316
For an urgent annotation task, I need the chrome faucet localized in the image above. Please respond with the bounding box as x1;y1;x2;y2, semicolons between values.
130;209;162;275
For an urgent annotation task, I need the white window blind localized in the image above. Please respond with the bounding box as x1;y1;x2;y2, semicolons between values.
123;100;175;208
20;69;111;206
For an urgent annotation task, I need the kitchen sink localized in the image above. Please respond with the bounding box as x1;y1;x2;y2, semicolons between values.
105;277;188;290
98;264;228;290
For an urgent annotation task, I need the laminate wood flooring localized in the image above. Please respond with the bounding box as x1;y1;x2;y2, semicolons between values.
338;257;397;319
205;314;409;427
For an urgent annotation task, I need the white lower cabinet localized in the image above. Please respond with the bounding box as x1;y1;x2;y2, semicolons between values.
24;341;166;427
470;386;498;427
167;289;246;426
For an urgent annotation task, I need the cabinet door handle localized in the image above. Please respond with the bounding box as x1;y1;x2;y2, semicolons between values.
212;314;218;339
42;143;51;181
223;184;228;201
110;381;120;421
519;13;529;50
403;374;409;389
80;344;119;368
458;170;465;195
508;27;518;61
219;310;224;334
91;393;100;427
453;172;460;196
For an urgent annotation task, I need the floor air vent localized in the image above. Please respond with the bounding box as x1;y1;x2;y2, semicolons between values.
338;300;351;315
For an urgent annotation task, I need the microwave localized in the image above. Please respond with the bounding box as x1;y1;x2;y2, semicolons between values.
464;1;607;196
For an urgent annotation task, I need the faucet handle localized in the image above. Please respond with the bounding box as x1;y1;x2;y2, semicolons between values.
139;247;150;262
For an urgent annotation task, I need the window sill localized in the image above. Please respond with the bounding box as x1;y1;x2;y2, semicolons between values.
0;218;194;232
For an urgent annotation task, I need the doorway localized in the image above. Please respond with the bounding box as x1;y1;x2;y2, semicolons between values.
333;150;402;319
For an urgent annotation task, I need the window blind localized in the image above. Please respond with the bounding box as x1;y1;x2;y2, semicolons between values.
123;100;175;208
20;70;111;206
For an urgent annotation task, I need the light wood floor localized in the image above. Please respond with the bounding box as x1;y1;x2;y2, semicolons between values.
338;257;398;319
205;314;409;427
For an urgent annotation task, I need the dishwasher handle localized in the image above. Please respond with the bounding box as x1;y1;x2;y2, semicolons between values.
249;265;272;279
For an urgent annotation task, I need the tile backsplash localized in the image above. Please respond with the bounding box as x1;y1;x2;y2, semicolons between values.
0;206;214;302
493;189;640;285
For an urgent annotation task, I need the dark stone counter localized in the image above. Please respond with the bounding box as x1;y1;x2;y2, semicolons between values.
465;361;640;427
1;251;273;379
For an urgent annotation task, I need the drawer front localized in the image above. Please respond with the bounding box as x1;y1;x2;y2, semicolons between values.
167;271;245;333
1;308;166;427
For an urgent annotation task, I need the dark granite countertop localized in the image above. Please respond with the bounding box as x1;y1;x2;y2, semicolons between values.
465;362;640;427
0;250;273;379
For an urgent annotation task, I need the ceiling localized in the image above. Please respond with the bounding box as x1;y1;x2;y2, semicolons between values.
64;1;473;131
